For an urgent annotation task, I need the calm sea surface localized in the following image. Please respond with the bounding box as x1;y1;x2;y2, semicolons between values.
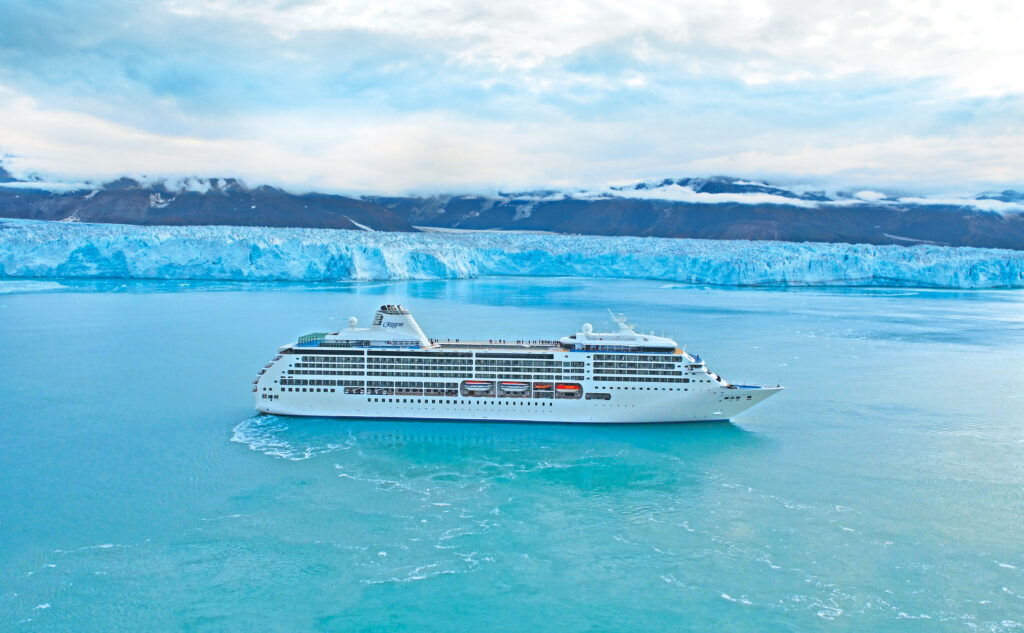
1;277;1022;632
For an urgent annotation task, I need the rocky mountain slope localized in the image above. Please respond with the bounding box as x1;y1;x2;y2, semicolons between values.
0;175;414;232
367;178;1024;249
2;168;1022;249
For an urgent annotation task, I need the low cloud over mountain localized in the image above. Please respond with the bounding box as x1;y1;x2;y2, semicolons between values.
2;170;1022;249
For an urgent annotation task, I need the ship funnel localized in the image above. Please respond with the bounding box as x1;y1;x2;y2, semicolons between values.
371;304;432;346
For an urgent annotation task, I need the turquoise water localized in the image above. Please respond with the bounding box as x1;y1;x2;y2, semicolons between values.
1;277;1022;631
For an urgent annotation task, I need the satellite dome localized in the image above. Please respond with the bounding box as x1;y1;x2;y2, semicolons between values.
348;316;358;328
582;323;593;334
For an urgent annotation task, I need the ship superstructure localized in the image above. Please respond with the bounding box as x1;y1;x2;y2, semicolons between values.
253;305;782;423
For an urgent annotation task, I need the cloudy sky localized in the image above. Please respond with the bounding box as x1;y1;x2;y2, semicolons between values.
0;0;1022;193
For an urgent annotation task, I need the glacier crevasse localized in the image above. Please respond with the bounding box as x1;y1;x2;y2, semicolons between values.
0;220;1022;289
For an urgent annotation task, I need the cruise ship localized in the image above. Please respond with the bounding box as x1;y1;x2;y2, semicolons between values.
253;305;782;424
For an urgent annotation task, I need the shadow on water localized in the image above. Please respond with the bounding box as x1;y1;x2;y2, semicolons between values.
231;414;766;495
234;413;760;452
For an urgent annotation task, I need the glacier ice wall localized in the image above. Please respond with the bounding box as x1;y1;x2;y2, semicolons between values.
0;220;1022;288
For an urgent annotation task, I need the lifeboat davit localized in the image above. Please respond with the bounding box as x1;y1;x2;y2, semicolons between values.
555;383;581;393
500;381;530;393
463;380;493;392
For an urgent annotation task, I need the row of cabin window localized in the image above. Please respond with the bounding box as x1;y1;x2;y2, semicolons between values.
593;352;679;362
298;357;365;363
475;372;565;376
593;366;679;372
365;380;459;389
578;346;675;353
367;398;554;406
277;380;459;389
475;364;581;368
592;362;678;370
279;379;362;387
288;370;365;376
344;387;457;393
367;359;473;366
475;360;581;367
366;368;477;374
610;386;689;391
366;364;475;371
593;376;688;383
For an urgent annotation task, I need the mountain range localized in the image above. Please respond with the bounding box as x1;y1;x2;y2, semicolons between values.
2;165;1022;250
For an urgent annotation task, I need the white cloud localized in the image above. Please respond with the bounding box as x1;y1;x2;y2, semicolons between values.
585;183;819;207
0;81;1021;195
682;134;1024;193
893;196;1024;214
854;190;887;201
2;74;1024;197
0;84;567;193
166;0;1024;96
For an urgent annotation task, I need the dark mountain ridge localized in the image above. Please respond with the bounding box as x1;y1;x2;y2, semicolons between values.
367;180;1024;250
1;169;1022;249
0;176;414;232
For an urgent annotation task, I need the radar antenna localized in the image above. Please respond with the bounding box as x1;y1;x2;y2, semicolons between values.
606;308;637;332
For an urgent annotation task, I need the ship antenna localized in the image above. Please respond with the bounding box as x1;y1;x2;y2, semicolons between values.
607;308;629;326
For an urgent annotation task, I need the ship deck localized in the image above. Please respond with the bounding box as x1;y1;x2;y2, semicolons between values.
434;339;562;352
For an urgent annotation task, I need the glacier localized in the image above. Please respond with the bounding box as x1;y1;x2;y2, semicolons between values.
0;219;1022;289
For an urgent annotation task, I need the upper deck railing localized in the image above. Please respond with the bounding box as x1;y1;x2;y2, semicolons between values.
294;333;691;355
435;339;562;351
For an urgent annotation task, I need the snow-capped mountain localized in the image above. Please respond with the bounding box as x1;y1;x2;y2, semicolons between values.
367;176;1024;249
0;174;413;232
2;169;1022;249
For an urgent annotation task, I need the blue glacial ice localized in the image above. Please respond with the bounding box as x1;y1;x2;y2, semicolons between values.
0;219;1022;288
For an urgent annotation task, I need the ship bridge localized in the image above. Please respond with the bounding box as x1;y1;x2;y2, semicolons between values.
559;312;679;353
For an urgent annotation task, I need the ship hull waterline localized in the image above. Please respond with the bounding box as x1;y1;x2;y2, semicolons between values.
256;386;783;424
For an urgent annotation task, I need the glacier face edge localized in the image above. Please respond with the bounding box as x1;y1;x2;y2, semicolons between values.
0;219;1022;289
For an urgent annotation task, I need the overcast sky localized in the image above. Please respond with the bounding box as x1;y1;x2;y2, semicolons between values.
0;0;1021;194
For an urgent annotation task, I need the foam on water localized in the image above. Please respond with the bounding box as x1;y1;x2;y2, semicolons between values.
230;414;356;460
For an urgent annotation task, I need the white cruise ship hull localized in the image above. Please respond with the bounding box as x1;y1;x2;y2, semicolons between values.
255;383;782;424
